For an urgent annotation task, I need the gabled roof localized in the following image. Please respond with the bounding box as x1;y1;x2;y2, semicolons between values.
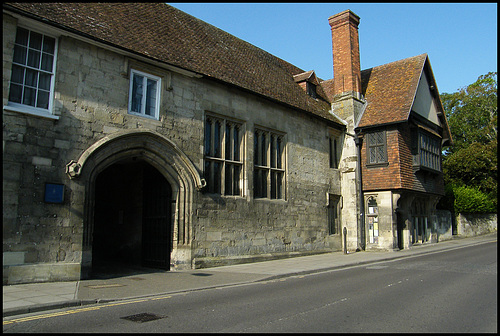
358;53;452;143
293;70;319;85
359;54;427;128
4;2;339;125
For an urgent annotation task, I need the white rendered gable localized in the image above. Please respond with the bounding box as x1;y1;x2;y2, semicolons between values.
411;70;440;126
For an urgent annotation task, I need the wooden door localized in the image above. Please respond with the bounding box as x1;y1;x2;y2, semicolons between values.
142;165;172;269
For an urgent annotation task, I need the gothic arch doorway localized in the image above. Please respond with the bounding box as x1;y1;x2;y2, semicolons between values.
91;159;172;276
66;129;205;279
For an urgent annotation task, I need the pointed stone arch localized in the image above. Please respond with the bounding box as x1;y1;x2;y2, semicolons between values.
66;129;205;275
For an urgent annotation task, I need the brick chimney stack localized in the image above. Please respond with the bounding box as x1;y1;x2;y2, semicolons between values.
329;10;361;97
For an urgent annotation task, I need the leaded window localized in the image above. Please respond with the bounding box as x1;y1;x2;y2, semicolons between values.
411;128;441;172
419;132;440;171
367;130;387;165
204;115;243;196
254;129;285;199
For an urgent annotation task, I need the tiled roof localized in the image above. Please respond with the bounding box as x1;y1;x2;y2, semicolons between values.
319;79;336;103
358;54;427;128
293;70;318;84
4;2;337;124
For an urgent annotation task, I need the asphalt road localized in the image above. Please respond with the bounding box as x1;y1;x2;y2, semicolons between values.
3;241;497;333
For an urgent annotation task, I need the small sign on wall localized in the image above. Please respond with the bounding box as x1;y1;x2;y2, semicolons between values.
44;183;65;204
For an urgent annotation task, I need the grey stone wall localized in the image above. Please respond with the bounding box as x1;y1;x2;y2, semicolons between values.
3;14;343;282
456;213;497;237
193;78;342;266
435;209;453;241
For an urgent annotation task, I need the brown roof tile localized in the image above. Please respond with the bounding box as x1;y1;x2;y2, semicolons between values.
4;2;338;124
319;79;336;103
358;54;427;128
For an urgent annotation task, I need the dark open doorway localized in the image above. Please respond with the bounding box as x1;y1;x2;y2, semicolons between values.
91;159;172;278
396;211;404;250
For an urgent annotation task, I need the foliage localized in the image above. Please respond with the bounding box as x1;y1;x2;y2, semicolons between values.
439;72;497;214
449;184;497;214
441;72;497;156
443;139;497;196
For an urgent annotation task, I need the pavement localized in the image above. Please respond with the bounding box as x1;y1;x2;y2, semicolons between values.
3;232;497;318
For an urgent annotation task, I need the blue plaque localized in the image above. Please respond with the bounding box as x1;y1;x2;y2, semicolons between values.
44;183;65;203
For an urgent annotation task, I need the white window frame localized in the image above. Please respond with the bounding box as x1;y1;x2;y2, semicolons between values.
128;69;161;120
5;25;59;120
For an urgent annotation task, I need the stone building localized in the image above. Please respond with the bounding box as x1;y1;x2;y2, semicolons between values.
3;3;451;284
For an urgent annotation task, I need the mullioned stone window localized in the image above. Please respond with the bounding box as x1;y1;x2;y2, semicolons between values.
254;128;285;200
204;115;244;196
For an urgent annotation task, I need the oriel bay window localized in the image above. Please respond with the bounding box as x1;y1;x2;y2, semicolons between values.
204;115;243;196
411;128;441;172
254;129;285;199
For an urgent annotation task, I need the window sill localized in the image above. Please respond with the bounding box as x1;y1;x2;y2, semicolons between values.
254;198;287;204
366;162;389;168
201;192;245;199
3;105;59;120
128;111;160;121
413;165;442;175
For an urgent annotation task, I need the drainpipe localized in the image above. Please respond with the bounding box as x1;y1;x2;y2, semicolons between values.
354;132;365;251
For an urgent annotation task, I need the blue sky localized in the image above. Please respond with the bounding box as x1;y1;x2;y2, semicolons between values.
169;3;497;94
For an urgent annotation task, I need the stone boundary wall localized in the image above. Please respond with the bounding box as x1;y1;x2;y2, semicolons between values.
435;209;453;241
456;213;497;237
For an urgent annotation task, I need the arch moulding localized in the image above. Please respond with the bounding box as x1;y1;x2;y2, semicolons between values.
66;129;205;272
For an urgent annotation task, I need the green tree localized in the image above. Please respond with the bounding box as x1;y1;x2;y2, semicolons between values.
443;140;497;196
452;184;497;214
441;72;497;155
439;72;497;213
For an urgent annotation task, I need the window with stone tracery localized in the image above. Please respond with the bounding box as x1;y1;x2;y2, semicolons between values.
254;128;286;200
204;115;244;196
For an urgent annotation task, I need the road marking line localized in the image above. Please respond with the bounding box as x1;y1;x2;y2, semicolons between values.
3;306;101;325
3;296;170;325
100;299;149;308
151;295;172;300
